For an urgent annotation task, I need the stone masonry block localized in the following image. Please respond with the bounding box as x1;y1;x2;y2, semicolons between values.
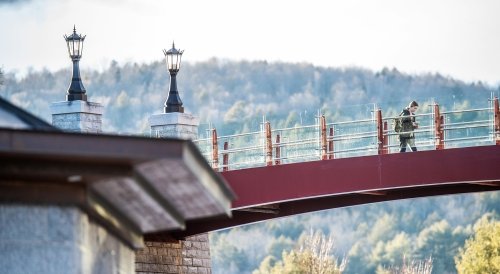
202;259;211;267
201;242;210;250
186;249;197;258
169;242;182;249
136;255;146;262
192;258;203;267
191;242;201;250
161;255;175;264
194;234;209;241
137;248;149;255
160;248;170;255
198;250;210;259
183;258;193;266
197;267;209;274
149;247;158;255
169;248;181;257
168;265;180;273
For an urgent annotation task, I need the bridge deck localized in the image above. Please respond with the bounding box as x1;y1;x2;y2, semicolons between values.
146;145;500;240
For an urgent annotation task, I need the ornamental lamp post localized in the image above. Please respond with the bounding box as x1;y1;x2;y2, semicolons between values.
163;42;184;113
64;26;87;101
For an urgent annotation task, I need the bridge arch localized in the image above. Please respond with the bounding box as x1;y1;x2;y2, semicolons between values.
146;145;500;240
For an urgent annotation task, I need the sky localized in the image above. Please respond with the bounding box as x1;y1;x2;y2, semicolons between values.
1;0;500;85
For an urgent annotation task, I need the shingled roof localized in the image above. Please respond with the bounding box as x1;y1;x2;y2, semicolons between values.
0;96;57;131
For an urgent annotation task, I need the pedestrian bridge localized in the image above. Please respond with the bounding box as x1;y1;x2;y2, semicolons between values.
147;98;500;240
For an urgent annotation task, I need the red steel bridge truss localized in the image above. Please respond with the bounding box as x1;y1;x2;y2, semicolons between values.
147;98;500;240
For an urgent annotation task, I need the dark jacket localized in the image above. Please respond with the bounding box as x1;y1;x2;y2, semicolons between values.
400;108;416;138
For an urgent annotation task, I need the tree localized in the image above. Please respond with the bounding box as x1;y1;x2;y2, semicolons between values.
415;220;468;273
224;100;249;123
376;255;433;274
254;230;347;274
369;232;412;270
267;235;295;260
455;214;500;273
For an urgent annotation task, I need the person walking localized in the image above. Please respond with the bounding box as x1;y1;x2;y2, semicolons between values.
399;101;419;152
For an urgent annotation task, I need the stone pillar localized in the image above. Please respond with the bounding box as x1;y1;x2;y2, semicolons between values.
0;204;135;274
149;112;199;140
136;111;212;274
50;100;103;133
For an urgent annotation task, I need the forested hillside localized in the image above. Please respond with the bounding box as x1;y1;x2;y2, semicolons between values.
1;59;497;135
1;60;499;273
210;192;499;274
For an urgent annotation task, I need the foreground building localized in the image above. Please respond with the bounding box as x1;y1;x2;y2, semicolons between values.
0;93;234;274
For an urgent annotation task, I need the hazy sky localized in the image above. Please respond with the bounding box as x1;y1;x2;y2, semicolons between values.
1;0;499;85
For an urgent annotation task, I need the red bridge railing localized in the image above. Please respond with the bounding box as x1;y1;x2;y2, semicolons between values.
195;98;500;171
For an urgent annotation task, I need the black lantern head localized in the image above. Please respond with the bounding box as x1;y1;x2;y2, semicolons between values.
64;26;86;60
163;42;184;73
63;25;87;101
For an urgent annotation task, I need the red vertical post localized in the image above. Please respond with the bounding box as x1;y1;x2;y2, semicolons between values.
494;97;500;145
265;122;273;166
434;104;445;150
328;127;334;159
211;128;219;171
321;115;327;160
222;141;229;172
440;115;445;147
376;109;384;155
383;121;388;154
275;134;281;165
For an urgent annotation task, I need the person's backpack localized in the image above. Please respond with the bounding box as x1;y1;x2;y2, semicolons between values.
393;115;402;133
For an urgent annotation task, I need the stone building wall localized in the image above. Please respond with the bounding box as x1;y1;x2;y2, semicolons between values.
0;204;134;274
136;234;211;274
